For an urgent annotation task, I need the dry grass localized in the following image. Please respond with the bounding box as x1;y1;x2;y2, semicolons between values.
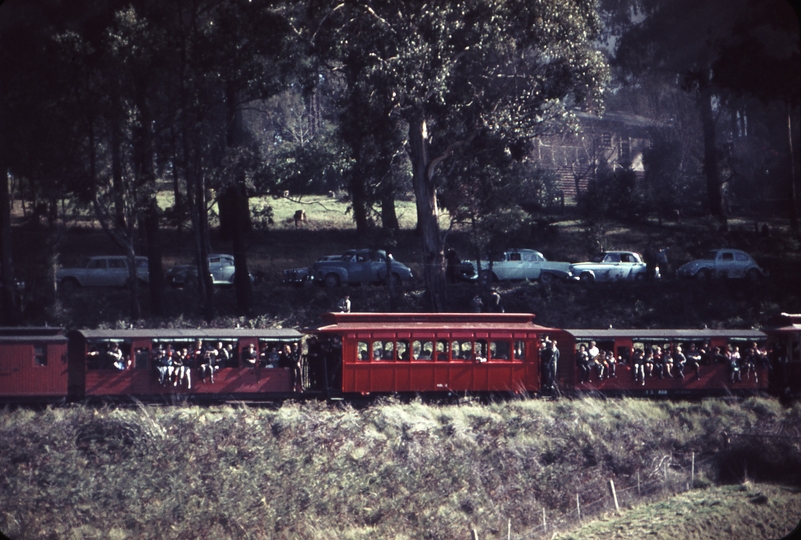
555;483;801;540
1;397;800;539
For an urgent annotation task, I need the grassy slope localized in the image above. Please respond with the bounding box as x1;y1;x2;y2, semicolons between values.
1;398;800;539
556;483;801;540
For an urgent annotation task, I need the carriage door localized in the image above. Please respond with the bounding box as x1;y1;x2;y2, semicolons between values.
129;338;154;394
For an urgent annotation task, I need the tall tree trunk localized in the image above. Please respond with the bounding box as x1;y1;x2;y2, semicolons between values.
349;168;370;235
698;84;726;227
231;185;252;315
407;112;445;312
381;189;399;232
145;200;165;316
225;82;253;315
0;168;19;325
787;104;799;233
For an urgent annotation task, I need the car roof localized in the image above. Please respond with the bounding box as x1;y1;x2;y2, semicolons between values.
89;255;146;260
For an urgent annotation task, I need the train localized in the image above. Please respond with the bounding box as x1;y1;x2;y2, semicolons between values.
1;312;800;403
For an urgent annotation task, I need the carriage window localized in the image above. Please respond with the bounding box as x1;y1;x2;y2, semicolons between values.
475;340;488;362
514;341;526;360
490;341;511;360
436;340;449;361
357;341;369;361
616;346;631;363
412;340;434;360
452;340;472;361
396;340;410;361
34;345;46;366
372;340;394;361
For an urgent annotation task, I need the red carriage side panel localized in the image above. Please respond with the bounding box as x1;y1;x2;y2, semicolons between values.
564;329;769;395
0;334;68;399
312;312;549;395
69;328;301;399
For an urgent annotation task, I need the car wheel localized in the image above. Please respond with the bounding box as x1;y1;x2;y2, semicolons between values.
324;273;340;287
746;269;761;281
59;278;80;293
540;273;555;285
696;269;711;280
579;272;594;283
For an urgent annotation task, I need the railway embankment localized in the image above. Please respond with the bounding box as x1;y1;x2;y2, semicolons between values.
1;396;799;539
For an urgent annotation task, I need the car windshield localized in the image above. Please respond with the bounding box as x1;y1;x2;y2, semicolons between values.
703;251;717;260
591;254;606;263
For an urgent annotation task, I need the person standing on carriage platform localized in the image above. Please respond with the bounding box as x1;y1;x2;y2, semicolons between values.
541;339;560;392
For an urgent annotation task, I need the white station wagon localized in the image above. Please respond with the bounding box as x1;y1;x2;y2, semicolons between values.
57;256;149;291
469;249;571;284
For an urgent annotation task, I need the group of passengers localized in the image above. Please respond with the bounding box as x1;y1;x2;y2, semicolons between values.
151;340;235;388
576;341;618;383
576;340;769;386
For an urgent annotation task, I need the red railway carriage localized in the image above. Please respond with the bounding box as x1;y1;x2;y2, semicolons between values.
306;312;564;395
67;328;302;400
0;327;68;402
559;328;769;396
764;313;801;397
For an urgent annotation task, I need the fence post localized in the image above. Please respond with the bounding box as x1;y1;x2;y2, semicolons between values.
609;479;620;513
507;518;511;540
576;493;581;523
663;458;668;491
542;508;547;534
691;452;695;487
637;471;641;496
471;528;479;540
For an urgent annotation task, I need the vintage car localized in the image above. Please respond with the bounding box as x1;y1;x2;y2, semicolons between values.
468;249;571;284
166;254;253;288
676;249;767;280
568;251;657;282
309;249;414;287
57;256;149;291
283;255;343;286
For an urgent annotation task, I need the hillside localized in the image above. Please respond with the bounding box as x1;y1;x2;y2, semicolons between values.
1;397;799;539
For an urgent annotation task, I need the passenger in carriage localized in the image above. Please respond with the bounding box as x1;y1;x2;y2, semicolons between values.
686;343;702;380
199;345;219;383
712;346;727;364
107;342;126;370
673;345;687;379
243;343;258;368
576;344;591;383
264;346;281;368
152;345;171;385
590;349;605;380
604;350;617;378
632;348;645;385
644;348;655;378
173;347;191;389
213;342;230;368
699;342;712;365
475;341;488;363
656;346;673;378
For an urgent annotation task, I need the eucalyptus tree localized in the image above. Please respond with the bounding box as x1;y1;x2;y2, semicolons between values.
312;0;608;311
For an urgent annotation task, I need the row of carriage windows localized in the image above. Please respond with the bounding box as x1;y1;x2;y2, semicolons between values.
85;339;300;370
356;339;526;362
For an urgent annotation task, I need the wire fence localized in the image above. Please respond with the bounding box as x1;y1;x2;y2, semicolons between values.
476;451;720;540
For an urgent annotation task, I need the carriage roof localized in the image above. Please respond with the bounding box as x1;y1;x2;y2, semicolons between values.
69;328;303;341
